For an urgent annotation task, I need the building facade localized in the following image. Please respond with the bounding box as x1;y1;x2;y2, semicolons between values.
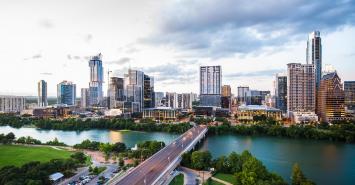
154;92;165;107
143;107;177;121
287;63;316;113
38;80;48;107
237;86;249;104
80;88;89;108
124;69;144;112
344;81;355;111
245;90;270;105
306;31;322;90
317;72;346;122
200;66;221;107
143;75;154;108
57;81;76;106
222;85;231;97
0;96;26;113
237;105;282;122
88;53;104;106
108;77;124;109
274;74;287;113
166;92;178;109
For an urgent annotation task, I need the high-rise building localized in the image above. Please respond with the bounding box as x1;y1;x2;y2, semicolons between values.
237;86;249;104
154;92;165;107
81;88;89;108
274;74;287;113
344;81;355;110
0;96;25;113
166;92;178;109
57;81;76;106
200;66;221;107
108;77;124;109
287;63;316;113
306;31;322;90
245;90;270;105
144;75;154;108
124;69;144;112
317;72;345;122
222;85;231;97
88;53;104;106
38;80;48;107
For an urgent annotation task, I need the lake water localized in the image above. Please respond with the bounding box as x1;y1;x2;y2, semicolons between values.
0;126;354;184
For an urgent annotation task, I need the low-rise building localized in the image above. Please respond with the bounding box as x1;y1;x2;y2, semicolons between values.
49;172;64;184
143;107;178;121
237;105;282;122
21;106;71;119
289;111;318;124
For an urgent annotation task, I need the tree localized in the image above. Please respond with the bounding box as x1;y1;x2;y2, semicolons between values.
5;132;15;143
71;152;86;164
191;151;212;170
118;157;124;167
99;143;113;161
291;163;315;185
112;142;127;153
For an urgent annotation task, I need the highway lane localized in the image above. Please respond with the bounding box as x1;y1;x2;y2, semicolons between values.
113;125;207;185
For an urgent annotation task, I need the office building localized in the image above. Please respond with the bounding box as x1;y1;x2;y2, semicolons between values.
237;105;282;122
222;85;231;97
287;63;316;113
274;74;287;113
200;66;221;107
317;72;345;122
154;92;165;107
166;92;178;109
245;90;270;105
88;53;104;106
124;69;144;112
80;88;90;108
306;31;322;90
144;74;154;108
57;81;76;106
108;77;124;109
0;96;26;113
182;93;197;109
344;81;355;110
237;86;249;104
38;80;48;107
143;107;178;121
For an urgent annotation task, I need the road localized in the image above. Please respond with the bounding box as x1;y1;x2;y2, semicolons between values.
112;125;207;185
59;167;89;185
87;164;117;185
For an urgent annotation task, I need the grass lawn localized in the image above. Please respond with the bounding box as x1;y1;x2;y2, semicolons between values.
213;172;237;185
204;179;224;185
0;145;73;168
169;174;184;185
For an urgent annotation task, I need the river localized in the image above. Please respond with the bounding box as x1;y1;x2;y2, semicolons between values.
0;126;354;184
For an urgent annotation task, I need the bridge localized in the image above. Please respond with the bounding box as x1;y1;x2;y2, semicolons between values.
109;125;208;185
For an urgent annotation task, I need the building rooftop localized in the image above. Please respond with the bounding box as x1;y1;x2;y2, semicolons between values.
49;172;64;181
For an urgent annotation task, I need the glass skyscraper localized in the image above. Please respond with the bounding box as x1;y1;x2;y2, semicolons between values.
200;66;221;107
306;31;322;90
88;53;104;106
57;81;76;106
38;80;48;107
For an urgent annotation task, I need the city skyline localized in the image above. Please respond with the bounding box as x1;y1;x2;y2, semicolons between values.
0;0;355;96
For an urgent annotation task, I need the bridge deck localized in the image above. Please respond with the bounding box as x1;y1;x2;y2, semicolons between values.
111;125;207;185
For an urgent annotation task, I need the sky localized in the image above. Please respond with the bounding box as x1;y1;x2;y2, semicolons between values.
0;0;355;96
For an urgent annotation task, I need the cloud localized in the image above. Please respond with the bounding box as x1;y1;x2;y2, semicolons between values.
40;72;53;75
39;19;54;29
106;57;131;65
225;69;284;78
143;0;355;58
23;54;42;61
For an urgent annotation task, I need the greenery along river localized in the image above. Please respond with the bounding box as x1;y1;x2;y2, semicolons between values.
0;126;354;185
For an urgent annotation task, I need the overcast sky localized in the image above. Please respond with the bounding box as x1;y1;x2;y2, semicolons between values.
0;0;355;96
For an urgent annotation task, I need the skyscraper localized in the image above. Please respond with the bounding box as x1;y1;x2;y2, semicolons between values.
144;75;154;108
344;81;355;110
200;66;221;107
154;92;165;107
222;85;231;97
0;96;26;113
81;88;89;108
274;74;287;113
108;77;124;109
237;86;249;104
124;69;144;112
88;53;104;106
287;63;316;113
166;92;178;108
38;80;48;107
317;72;345;122
57;81;76;106
306;31;322;90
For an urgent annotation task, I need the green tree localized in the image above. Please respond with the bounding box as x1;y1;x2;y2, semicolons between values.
191;151;212;170
291;163;315;185
112;142;127;153
99;143;113;161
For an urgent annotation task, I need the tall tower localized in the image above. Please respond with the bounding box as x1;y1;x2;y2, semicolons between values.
287;63;316;113
274;74;287;113
200;66;221;107
57;81;76;106
306;31;322;90
88;53;104;106
38;80;48;107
